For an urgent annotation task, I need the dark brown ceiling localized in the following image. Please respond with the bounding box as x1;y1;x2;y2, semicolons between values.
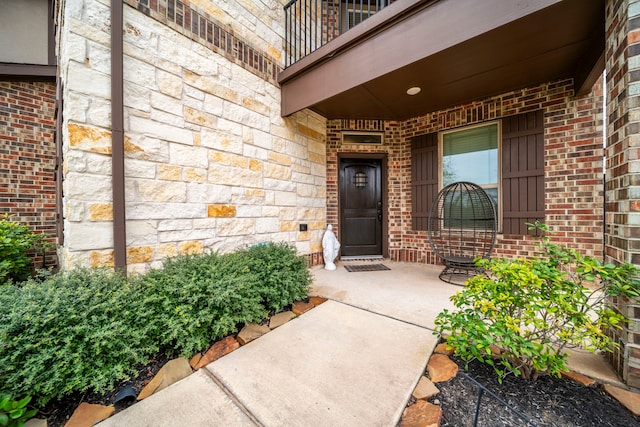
278;0;604;121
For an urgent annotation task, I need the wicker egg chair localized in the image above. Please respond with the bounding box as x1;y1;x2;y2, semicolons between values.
428;181;497;285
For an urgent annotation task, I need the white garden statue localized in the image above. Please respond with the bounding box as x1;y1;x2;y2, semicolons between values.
322;224;341;271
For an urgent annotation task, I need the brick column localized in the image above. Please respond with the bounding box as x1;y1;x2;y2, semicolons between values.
605;0;640;388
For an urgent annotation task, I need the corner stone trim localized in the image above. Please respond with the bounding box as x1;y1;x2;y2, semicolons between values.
125;0;280;84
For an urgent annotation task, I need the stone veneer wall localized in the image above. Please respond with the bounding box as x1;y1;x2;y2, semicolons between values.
57;0;326;272
604;0;640;389
0;80;58;269
327;77;604;263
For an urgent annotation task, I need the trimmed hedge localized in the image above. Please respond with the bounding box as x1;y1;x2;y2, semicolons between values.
0;242;310;406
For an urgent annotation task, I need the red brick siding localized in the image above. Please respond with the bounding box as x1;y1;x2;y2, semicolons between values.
604;0;640;389
326;77;604;263
0;81;58;270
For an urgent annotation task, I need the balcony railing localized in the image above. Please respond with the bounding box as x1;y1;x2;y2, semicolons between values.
283;0;393;67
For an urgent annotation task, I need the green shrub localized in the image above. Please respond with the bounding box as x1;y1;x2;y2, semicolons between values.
0;241;311;405
238;242;311;312
139;251;267;357
434;221;640;381
0;268;158;405
0;395;37;427
0;216;50;283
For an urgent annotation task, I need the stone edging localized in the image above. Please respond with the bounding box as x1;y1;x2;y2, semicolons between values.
59;296;328;427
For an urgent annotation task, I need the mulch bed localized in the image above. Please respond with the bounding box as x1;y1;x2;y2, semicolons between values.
37;353;174;427
432;356;640;427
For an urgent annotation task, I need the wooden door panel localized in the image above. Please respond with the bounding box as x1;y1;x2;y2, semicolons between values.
340;159;382;256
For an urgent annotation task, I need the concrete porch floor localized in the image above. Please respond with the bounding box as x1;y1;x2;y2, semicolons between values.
311;259;626;388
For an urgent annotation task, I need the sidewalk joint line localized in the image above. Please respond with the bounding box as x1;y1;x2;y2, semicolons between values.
324;299;438;333
200;368;266;427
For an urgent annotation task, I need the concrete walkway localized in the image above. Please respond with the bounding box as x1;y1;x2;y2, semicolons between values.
99;260;626;426
100;261;457;426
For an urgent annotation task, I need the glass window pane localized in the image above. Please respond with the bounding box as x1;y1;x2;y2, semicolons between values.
443;124;498;186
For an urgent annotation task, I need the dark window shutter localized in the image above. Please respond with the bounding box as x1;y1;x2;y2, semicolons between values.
502;110;545;235
411;133;438;231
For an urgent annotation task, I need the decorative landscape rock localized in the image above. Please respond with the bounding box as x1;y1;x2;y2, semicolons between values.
427;354;459;383
308;296;328;307
412;376;440;400
433;343;454;356
137;358;193;400
269;311;295;329
400;400;442;427
292;300;314;315
194;336;240;370
603;384;640;416
560;370;597;387
64;402;115;427
237;323;271;345
189;352;202;369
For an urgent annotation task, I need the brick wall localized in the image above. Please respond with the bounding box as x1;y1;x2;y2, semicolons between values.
604;0;640;389
0;80;58;269
326;76;604;263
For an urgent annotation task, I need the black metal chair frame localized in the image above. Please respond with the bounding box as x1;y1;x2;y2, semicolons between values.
427;181;497;285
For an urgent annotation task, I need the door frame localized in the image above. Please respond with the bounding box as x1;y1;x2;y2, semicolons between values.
338;152;389;258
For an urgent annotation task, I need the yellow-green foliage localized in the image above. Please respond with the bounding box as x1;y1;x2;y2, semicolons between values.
435;222;640;381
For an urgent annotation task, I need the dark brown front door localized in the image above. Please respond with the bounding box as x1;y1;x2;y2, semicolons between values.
339;158;382;257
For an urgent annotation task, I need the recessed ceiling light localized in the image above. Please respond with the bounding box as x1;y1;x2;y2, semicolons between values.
406;86;421;96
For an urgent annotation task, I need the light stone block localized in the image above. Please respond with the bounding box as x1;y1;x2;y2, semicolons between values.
67;91;90;122
127;202;206;220
126;135;170;162
242;144;268;161
87;99;112;129
274;191;297;207
183;84;206;102
65;200;85;222
159;228;217;243
157;164;182;181
150;108;185;128
126;220;160;246
235;205;261;218
124;56;157;89
201;129;243;154
184;167;207;183
125;158;156;179
217;218;255;236
129;116;193;144
124;82;152;112
264;163;291;180
183;70;239;104
65;173;112;201
186;183;233;204
264;178;295;192
256;217;280;233
262;206;280;217
215;117;243;136
135;179;187;203
158;219;194;232
68;17;110;46
66;222;114;251
208;166;262;188
297;183;319;198
86;39;111;75
279;207;296;221
156;70;182;99
151;91;184;116
169;144;209;168
67;61;111;100
251;129;273;151
184;106;218;128
192;218;217;229
204;94;224;115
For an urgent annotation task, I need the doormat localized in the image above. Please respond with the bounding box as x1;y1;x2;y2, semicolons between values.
344;264;390;272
